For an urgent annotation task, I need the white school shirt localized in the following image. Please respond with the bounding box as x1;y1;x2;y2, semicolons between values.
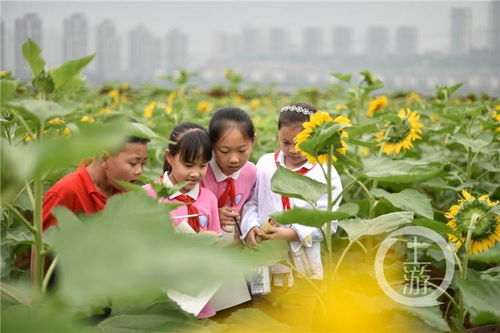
240;151;343;279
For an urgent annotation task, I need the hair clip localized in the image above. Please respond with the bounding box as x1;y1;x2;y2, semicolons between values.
281;105;312;116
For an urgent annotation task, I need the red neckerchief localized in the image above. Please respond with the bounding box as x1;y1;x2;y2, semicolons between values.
274;151;310;210
175;194;200;232
218;177;236;208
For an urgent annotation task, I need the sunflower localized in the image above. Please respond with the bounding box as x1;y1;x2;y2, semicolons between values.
367;96;388;117
375;108;423;155
445;190;500;254
294;111;351;164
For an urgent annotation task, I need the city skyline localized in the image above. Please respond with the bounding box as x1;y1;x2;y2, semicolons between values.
1;1;499;94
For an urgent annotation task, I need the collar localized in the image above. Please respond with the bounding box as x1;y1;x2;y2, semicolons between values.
209;157;241;183
275;150;315;172
162;171;200;200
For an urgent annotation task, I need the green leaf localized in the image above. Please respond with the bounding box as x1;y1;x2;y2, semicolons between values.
345;137;377;147
22;39;45;78
337;211;413;242
97;314;188;332
363;157;442;183
298;122;348;158
454;132;493;153
467;243;500;264
49;54;94;90
347;123;378;138
271;165;327;204
9;99;72;124
1;80;17;105
127;122;165;142
371;188;434;219
338;202;359;216
271;207;352;227
413;218;457;236
456;278;500;325
331;72;352;83
52;192;276;304
400;306;450;332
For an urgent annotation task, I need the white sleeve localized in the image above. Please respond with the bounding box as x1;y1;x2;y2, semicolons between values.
240;171;261;240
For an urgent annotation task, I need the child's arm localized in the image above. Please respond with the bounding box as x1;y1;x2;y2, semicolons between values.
240;178;262;246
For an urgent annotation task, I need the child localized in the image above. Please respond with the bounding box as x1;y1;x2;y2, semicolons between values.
241;102;343;282
143;122;221;319
201;107;256;241
42;136;150;231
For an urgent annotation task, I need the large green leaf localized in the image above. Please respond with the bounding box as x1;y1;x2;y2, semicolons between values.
337;211;414;242
413;218;458;237
127;122;166;142
49;54;95;90
371;188;434;219
400;305;450;332
270;207;352;227
1;80;17;105
456;278;500;325
363;157;442;183
9;99;72;124
466;243;500;264
97;314;195;332
454;132;493;153
331;72;352;83
298;122;349;158
22;39;45;78
271;165;327;204
52;192;281;304
347;123;378;138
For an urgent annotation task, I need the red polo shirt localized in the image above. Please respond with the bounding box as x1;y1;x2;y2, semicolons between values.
42;165;123;231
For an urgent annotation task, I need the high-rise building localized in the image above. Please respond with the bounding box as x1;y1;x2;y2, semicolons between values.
95;19;121;81
366;26;389;56
129;25;160;81
213;31;237;59
62;13;88;62
14;13;42;80
303;27;323;56
488;1;500;53
331;26;353;56
269;27;290;56
165;28;188;72
450;7;472;55
395;26;418;55
240;28;261;57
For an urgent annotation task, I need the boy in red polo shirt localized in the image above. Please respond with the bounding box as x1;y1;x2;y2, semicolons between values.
42;136;149;230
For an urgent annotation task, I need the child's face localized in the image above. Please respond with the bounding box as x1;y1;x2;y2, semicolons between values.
213;127;254;175
278;124;308;169
166;152;208;193
104;142;148;190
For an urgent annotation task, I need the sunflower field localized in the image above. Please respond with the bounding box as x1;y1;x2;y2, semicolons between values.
1;40;499;332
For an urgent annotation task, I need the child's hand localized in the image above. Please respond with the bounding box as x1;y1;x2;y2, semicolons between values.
245;226;263;247
260;226;299;242
199;230;218;237
219;206;240;233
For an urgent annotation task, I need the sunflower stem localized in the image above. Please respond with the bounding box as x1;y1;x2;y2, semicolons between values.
325;145;334;278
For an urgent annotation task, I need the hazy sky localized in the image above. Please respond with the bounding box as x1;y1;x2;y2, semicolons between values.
1;1;491;66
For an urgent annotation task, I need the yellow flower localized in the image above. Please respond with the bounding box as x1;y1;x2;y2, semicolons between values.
80;115;95;123
446;190;499;254
164;105;173;115
197;101;212;113
495;105;500;111
120;83;130;91
360;147;370;157
63;127;72;136
24;135;32;142
405;92;421;105
430;114;439;122
250;98;261;110
375;108;423;155
108;89;120;105
0;71;9;79
232;95;243;105
367;96;388;117
99;108;112;115
167;92;176;105
294;111;351;164
48;117;64;125
143;101;157;118
335;104;348;111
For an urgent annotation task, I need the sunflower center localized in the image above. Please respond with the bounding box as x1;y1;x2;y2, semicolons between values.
386;121;411;143
456;200;497;240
